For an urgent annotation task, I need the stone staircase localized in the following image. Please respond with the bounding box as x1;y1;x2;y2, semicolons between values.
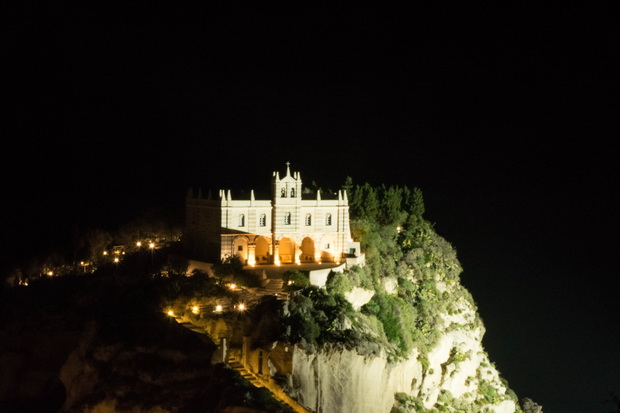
260;278;289;300
171;313;309;413
227;355;264;388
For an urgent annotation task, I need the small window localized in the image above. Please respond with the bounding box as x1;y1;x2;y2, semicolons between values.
238;214;245;227
238;245;243;251
325;243;330;249
325;213;332;226
291;188;296;197
259;214;266;227
305;213;311;226
284;212;291;225
281;188;286;197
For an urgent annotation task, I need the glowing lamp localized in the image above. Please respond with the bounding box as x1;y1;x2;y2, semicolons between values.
167;310;174;316
215;305;223;312
192;306;199;315
136;241;142;247
149;242;155;249
237;303;246;311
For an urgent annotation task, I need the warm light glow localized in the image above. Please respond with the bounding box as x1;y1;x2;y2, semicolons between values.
103;251;108;255
149;242;155;249
80;261;84;265
237;303;246;311
114;257;119;263
47;271;53;276
192;306;199;315
229;283;236;290
287;280;293;285
167;310;174;316
215;305;223;312
136;241;142;247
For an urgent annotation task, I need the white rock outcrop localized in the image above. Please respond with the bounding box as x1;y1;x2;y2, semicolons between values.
282;282;516;413
344;287;375;310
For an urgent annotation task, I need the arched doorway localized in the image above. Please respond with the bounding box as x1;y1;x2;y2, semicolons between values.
255;236;270;264
279;237;295;264
301;237;315;262
233;237;248;264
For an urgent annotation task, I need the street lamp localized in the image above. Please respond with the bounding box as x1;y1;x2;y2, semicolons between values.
148;242;155;266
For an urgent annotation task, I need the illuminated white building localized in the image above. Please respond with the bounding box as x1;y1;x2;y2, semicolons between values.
184;164;361;265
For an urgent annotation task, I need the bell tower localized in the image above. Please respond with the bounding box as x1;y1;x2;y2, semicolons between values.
272;162;303;205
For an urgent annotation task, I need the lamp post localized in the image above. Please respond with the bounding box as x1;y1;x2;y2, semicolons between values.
149;242;155;268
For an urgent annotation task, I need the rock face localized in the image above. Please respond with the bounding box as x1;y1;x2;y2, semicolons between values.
282;278;517;413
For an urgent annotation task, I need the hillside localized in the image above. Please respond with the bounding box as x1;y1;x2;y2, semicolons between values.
0;183;532;412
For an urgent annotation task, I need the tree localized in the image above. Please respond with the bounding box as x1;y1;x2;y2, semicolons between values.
211;255;244;284
341;176;353;199
163;254;189;277
521;398;543;413
83;229;113;264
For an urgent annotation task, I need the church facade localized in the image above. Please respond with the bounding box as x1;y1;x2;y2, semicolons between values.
184;164;361;265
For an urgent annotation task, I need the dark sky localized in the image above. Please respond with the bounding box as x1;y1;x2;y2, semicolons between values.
3;4;618;412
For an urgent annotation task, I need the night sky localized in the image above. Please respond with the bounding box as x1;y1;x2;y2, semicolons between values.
3;4;618;412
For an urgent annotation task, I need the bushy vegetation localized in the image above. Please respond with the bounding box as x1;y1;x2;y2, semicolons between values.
277;180;470;359
346;180;463;357
282;270;310;290
282;286;374;350
212;255;262;288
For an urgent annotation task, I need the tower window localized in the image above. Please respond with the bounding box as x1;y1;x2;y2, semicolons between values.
238;214;245;227
325;213;332;226
281;188;286;197
259;214;266;227
291;188;296;197
305;213;311;226
284;212;291;225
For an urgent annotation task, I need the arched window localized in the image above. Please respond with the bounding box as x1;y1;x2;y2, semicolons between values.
291;188;296;197
281;188;286;197
284;212;291;225
259;214;266;227
305;213;311;226
325;213;332;226
238;214;245;227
